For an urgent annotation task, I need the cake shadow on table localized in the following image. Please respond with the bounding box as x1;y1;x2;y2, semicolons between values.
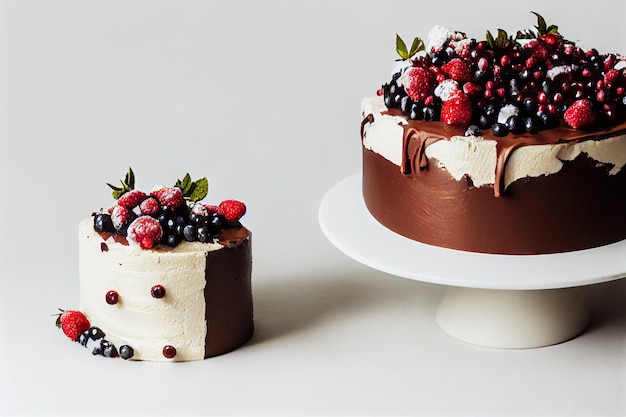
248;267;440;346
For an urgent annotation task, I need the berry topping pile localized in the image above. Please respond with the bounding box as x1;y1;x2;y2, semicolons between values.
93;168;247;249
381;12;626;136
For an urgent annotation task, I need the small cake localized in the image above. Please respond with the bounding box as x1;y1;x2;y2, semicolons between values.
361;13;626;255
57;169;253;361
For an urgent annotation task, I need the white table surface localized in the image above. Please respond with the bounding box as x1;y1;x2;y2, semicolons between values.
1;1;625;416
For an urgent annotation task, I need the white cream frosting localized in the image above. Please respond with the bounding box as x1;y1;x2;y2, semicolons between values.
361;95;626;190
78;218;225;361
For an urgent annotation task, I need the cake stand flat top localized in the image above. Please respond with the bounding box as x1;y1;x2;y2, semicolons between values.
319;174;626;290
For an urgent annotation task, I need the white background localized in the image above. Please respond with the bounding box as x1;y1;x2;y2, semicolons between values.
1;1;625;415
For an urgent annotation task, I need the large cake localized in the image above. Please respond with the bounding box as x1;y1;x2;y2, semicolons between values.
361;13;626;255
57;169;253;361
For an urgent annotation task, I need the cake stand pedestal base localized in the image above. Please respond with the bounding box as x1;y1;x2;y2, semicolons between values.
319;174;626;349
435;287;590;348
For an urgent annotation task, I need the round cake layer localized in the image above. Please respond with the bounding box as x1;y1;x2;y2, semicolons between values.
361;97;626;254
363;147;626;254
78;218;253;361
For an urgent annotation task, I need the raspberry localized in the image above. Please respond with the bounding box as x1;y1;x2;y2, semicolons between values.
564;99;596;129
402;67;434;101
55;309;90;342
151;187;183;208
441;90;472;126
111;205;131;230
139;197;160;215
441;58;471;82
117;190;147;209
127;216;163;249
203;204;222;215
219;200;247;223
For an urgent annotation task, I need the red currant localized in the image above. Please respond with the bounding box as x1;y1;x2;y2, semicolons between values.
151;285;166;299
163;345;177;359
106;290;119;305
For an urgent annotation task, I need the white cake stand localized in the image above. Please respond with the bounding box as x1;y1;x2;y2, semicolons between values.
319;174;626;349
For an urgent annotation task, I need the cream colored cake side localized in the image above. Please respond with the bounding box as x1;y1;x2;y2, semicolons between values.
78;218;224;361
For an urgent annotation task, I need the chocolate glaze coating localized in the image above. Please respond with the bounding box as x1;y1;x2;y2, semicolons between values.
362;147;626;255
204;233;253;358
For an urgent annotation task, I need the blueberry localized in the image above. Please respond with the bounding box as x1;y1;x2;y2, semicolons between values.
196;227;209;243
521;98;538;115
101;340;118;358
183;224;196;241
538;112;559;129
465;125;482;136
163;234;180;247
506;115;525;135
423;106;440;122
175;224;185;237
93;213;114;233
400;96;413;115
524;116;540;133
491;123;509;137
119;345;134;360
484;103;498;117
166;218;176;232
473;70;490;85
409;102;424;120
478;114;493;129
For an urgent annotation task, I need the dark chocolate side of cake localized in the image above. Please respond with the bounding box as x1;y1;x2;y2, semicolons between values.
362;147;626;254
204;231;253;358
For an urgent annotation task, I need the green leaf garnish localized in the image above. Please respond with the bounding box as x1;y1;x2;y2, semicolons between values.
485;28;515;50
395;34;425;61
189;177;208;202
176;174;209;202
107;167;135;199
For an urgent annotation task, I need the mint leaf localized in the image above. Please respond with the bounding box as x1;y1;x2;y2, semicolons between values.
180;173;192;194
532;11;547;34
107;167;135;199
396;34;409;60
189;177;208;202
409;37;425;57
396;34;424;61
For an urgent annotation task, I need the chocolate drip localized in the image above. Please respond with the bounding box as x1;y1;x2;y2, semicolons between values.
360;113;374;140
401;127;445;175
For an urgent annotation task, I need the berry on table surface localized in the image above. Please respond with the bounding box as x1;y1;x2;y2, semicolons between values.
55;309;90;342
